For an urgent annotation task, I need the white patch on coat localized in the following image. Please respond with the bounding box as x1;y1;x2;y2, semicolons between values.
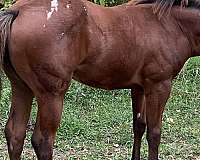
47;0;59;20
66;4;71;9
84;6;87;12
137;113;141;119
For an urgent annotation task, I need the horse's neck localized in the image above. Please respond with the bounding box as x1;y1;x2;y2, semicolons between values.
173;8;200;57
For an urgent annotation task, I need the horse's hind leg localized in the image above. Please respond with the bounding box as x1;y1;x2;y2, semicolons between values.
31;92;67;160
131;86;146;160
145;80;171;160
4;78;33;160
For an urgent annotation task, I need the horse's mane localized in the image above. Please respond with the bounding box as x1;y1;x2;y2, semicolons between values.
136;0;200;17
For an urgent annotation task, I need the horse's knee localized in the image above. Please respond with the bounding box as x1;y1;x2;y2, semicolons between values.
147;128;161;146
135;119;146;134
134;115;146;139
32;93;65;160
4;125;13;151
146;128;161;160
4;124;25;159
31;132;53;160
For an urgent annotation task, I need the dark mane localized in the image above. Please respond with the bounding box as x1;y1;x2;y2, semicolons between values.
136;0;200;17
188;0;200;8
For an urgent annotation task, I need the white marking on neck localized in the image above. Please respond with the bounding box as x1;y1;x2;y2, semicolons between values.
47;0;59;20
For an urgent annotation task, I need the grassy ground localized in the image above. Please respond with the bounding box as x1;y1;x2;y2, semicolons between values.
0;57;199;160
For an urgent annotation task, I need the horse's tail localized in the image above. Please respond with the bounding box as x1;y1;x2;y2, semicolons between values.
0;10;19;98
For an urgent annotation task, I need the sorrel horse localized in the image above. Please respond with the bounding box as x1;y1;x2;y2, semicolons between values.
0;0;199;159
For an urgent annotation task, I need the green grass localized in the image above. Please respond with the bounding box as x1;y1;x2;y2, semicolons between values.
0;57;199;159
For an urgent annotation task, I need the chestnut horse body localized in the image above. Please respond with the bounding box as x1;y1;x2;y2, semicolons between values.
0;0;199;159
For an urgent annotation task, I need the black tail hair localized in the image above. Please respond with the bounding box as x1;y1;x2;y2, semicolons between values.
0;10;19;99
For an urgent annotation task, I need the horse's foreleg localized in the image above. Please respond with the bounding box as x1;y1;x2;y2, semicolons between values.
131;87;146;160
5;80;33;160
31;93;65;160
145;80;171;160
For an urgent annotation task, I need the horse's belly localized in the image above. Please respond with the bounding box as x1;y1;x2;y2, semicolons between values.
73;64;139;90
